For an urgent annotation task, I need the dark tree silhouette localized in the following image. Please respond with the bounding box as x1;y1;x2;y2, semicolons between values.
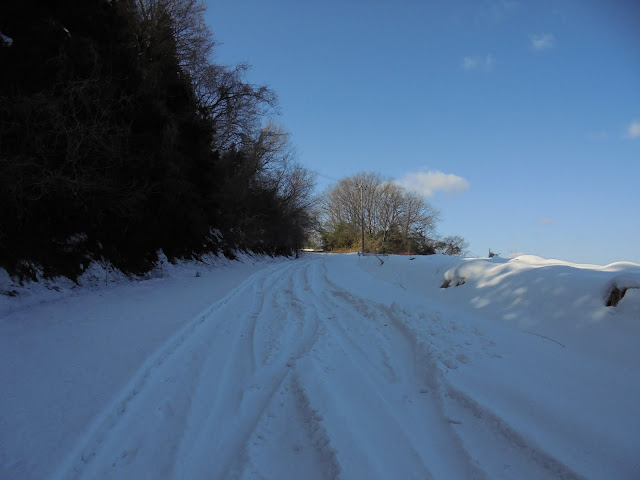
0;0;315;279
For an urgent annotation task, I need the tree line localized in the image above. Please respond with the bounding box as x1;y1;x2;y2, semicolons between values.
0;0;314;279
316;172;468;256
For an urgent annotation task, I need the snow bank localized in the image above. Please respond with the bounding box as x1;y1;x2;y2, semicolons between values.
0;251;264;316
351;253;640;369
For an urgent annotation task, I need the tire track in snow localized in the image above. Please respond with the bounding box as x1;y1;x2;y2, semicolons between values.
305;261;484;479
51;260;300;480
370;303;588;480
170;258;325;479
442;385;587;480
329;259;588;480
233;261;340;480
52;255;585;479
322;288;400;383
236;370;342;480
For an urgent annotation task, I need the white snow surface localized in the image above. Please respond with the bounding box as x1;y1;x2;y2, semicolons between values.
1;253;639;479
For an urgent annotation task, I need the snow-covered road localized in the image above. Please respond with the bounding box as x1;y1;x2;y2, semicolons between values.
54;257;483;479
2;253;639;479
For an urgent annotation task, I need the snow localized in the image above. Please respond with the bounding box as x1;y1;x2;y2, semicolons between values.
1;253;639;479
0;32;12;46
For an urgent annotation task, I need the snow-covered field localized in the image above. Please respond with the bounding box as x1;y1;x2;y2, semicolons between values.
1;253;639;479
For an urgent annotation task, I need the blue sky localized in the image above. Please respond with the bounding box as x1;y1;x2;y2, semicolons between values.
204;0;639;265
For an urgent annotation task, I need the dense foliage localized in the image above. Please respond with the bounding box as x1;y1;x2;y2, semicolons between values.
0;0;314;279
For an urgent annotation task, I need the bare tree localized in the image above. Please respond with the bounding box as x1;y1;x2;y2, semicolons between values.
136;0;214;74
376;181;404;243
319;172;440;253
399;190;439;250
134;0;277;150
434;235;470;256
196;63;277;149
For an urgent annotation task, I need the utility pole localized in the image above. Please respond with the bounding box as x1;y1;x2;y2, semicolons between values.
359;183;365;255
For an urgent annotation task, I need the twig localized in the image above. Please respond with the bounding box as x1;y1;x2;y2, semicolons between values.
521;330;566;348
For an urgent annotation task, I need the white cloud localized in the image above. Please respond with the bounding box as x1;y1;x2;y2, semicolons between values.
538;218;556;226
485;54;496;70
462;57;479;70
475;0;519;23
401;170;470;197
461;54;495;72
627;121;640;138
530;33;555;50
